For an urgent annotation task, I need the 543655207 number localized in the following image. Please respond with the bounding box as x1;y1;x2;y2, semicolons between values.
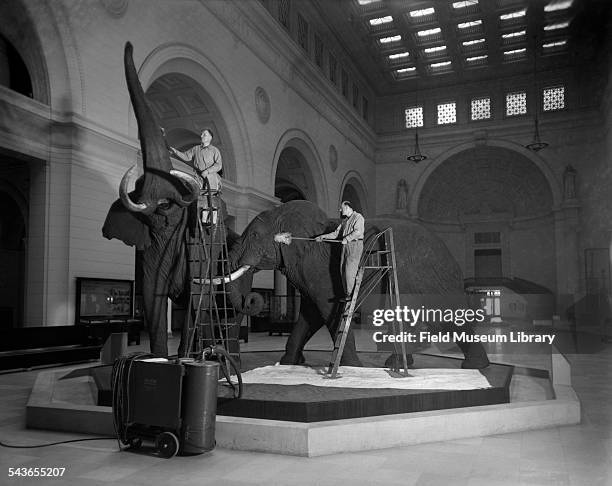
8;467;66;477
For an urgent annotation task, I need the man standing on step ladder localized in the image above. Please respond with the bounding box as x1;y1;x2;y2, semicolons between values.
316;201;365;302
169;128;223;224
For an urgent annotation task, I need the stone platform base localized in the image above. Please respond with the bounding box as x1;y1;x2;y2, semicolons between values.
26;351;580;457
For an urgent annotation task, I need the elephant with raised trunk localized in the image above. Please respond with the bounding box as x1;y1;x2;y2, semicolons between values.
226;200;490;369
102;43;261;356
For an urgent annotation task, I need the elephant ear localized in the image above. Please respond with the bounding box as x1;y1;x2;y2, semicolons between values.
102;198;151;250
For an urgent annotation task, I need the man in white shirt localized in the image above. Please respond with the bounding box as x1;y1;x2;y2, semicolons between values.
316;201;365;301
169;128;222;193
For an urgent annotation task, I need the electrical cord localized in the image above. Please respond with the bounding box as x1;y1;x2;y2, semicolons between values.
0;437;115;449
2;349;241;449
0;352;154;450
111;352;154;448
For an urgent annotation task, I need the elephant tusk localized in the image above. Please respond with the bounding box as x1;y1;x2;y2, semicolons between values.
193;265;252;286
170;169;202;206
119;165;150;213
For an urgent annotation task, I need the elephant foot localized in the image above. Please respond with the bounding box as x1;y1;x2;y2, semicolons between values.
384;353;414;369
279;352;306;365
461;356;490;369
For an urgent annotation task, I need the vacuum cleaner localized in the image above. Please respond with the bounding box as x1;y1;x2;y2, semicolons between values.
111;347;241;458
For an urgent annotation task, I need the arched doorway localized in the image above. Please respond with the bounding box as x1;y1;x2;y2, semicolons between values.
271;140;322;333
0;1;51;105
146;73;236;182
0;34;33;98
417;145;555;321
340;173;368;215
271;130;328;211
274;146;317;204
0;190;26;329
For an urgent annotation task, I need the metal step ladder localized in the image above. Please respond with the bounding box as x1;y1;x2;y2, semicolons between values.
327;228;409;379
184;187;240;369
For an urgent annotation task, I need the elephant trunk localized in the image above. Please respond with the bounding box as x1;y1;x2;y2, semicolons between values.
125;42;170;175
124;42;192;213
226;266;264;316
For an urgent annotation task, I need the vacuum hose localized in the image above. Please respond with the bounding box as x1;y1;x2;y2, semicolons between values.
205;345;243;399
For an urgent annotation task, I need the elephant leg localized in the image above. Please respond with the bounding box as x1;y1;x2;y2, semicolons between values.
280;314;316;364
177;308;190;358
456;333;490;369
384;353;414;369
285;318;363;367
143;292;169;357
142;259;174;357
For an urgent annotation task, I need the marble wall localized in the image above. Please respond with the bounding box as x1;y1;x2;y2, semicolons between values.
0;0;376;326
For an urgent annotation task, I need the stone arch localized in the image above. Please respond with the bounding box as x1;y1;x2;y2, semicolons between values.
339;171;368;216
0;1;52;105
275;180;307;203
145;73;237;183
411;139;561;219
136;43;252;186
271;129;328;210
274;147;317;204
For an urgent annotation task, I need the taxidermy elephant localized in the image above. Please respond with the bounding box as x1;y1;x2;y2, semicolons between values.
226;200;490;369
102;43;262;356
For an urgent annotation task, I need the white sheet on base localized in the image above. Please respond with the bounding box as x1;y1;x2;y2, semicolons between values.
236;365;491;390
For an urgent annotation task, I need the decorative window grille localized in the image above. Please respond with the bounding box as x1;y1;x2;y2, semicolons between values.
278;0;290;30
505;91;527;116
362;97;369;120
437;102;457;124
543;86;565;111
297;14;309;52
314;34;324;68
405;106;424;128
471;97;491;120
341;69;349;98
329;54;337;84
352;84;359;109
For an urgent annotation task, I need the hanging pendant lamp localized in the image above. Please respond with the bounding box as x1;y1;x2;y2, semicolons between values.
407;63;427;163
525;114;548;152
407;128;427;162
525;36;548;152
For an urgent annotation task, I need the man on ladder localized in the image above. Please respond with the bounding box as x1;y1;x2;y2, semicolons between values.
168;128;236;366
316;201;365;302
169;128;222;224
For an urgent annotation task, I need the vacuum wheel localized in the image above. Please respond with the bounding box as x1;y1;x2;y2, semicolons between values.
127;438;142;449
155;432;179;458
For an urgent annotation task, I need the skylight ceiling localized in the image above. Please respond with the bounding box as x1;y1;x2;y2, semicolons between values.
311;0;606;94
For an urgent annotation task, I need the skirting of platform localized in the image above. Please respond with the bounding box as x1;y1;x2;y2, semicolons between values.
215;384;579;456
26;364;580;457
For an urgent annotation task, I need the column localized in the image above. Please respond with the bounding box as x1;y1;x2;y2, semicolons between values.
553;202;581;316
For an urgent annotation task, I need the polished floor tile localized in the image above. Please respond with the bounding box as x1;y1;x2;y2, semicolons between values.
0;331;611;486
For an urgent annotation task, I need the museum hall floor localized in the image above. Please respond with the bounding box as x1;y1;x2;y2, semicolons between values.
1;328;611;486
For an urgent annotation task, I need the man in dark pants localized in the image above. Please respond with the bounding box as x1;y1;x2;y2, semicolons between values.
316;201;365;301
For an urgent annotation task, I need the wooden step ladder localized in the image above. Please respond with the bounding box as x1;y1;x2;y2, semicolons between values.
184;187;241;369
327;228;409;379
